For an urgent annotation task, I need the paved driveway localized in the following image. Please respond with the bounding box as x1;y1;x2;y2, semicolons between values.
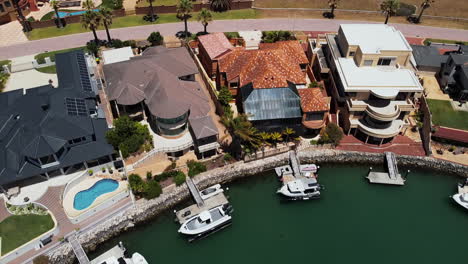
1;18;468;60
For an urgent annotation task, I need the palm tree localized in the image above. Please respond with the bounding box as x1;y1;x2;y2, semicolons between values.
380;0;400;24
210;0;230;12
176;0;193;39
81;10;101;44
82;0;95;11
270;132;283;148
50;0;62;28
416;0;435;23
197;8;212;34
221;114;261;157
258;132;271;155
99;8;113;43
12;0;31;32
282;127;295;143
328;0;340;18
147;0;156;22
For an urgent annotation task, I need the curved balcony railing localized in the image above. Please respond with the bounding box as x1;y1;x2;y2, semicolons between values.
348;99;415;122
302;113;328;129
351;119;406;138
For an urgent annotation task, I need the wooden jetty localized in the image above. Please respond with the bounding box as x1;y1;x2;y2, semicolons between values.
289;151;301;177
186;176;204;207
366;152;405;185
90;244;126;264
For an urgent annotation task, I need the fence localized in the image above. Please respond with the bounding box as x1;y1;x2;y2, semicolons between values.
131;141;194;169
244;145;292;162
419;97;433;156
135;1;253;15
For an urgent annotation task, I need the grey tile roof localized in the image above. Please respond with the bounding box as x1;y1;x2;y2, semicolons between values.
189;116;218;139
0;51;114;187
411;45;448;68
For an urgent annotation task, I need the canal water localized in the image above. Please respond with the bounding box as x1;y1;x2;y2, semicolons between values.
90;165;467;264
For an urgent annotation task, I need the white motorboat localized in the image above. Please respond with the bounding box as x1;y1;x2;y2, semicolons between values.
178;204;232;236
452;193;468;210
131;253;149;264
92;242;148;264
200;184;223;200
277;177;321;200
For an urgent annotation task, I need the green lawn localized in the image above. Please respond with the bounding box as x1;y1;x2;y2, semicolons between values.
137;0;201;7
423;38;468;46
28;10;258;40
427;99;468;130
34;47;85;64
36;65;57;74
0;214;54;255
0;60;11;69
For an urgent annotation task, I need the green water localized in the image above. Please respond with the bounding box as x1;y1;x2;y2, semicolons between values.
90;165;468;264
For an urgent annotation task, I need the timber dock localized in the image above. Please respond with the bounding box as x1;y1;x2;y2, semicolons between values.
90;243;126;264
366;152;405;185
185;176;204;207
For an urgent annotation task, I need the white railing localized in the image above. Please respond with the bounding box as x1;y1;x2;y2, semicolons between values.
132;142;194;168
198;142;220;153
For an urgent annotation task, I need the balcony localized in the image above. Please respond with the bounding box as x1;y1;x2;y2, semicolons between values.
302;113;328;130
350;119;407;138
197;142;220;153
347;99;415;121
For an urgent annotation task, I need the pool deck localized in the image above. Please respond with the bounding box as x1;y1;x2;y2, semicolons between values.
63;177;128;218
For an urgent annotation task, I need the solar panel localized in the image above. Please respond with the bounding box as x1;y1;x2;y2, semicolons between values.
76;53;93;92
65;98;88;116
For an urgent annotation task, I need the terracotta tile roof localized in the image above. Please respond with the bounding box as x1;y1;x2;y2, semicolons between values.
405;37;425;45
298;88;330;112
198;32;234;59
218;41;308;89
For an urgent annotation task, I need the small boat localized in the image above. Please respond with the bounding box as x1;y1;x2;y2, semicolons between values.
93;242;149;264
452;193;468;210
200;184;223;200
131;253;149;264
178;204;233;236
277;177;321;200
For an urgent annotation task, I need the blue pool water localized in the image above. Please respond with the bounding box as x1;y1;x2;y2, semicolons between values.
56;9;99;18
73;179;118;210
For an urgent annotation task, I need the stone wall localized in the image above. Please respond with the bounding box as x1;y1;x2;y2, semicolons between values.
47;150;467;264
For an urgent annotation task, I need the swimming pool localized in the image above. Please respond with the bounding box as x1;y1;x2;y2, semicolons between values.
56;9;99;18
73;179;118;210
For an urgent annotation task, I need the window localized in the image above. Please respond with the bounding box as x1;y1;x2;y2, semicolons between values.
56;147;65;158
40;155;56;165
349;51;355;57
4;1;11;7
363;60;373;66
0;4;4;13
377;58;393;66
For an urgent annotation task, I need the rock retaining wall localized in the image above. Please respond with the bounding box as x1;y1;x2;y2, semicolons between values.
48;150;467;263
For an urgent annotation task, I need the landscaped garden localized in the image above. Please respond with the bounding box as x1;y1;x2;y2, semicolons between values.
28;9;258;40
0;214;54;255
34;47;85;74
427;99;468;130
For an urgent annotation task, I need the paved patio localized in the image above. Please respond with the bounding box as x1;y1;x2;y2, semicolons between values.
337;135;426;156
0;21;28;47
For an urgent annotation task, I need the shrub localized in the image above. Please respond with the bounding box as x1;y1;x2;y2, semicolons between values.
308;81;318;88
0;72;10;92
187;160;207;177
154;170;179;182
224;32;240;39
111;39;124;48
33;255;50;264
128;174;145;194
164;161;177;171
147;32;163;46
123;40;137;49
106;116;152;158
143;180;162;199
318;123;343;145
262;31;294;43
223;153;233;161
310;139;318;145
146;171;152;180
173;171;186;186
396;2;416;16
218;86;233;106
86;41;99;57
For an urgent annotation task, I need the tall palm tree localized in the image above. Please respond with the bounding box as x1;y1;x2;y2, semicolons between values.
380;0;400;24
82;0;95;11
282;127;295;143
328;0;340;18
50;0;62;28
81;10;101;44
210;0;230;12
99;8;113;43
12;0;31;32
197;8;212;34
416;0;435;23
176;0;193;39
221;114;261;157
147;0;156;22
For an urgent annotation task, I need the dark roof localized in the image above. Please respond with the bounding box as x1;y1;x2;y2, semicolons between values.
56;50;97;96
241;83;302;121
450;53;468;65
0;51;114;186
189;116;218;139
103;47;210;119
411;45;448;68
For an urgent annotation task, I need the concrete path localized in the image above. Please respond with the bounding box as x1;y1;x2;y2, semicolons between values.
1;18;468;60
0;21;28;47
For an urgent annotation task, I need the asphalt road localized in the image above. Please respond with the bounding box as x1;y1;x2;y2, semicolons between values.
1;18;467;60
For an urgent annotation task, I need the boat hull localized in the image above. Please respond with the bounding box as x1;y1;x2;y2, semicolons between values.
452;193;468;210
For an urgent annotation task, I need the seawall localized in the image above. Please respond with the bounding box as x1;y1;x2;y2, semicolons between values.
48;150;467;263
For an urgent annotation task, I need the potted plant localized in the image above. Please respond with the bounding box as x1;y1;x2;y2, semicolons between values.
108;166;113;174
88;169;93;176
101;167;106;173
